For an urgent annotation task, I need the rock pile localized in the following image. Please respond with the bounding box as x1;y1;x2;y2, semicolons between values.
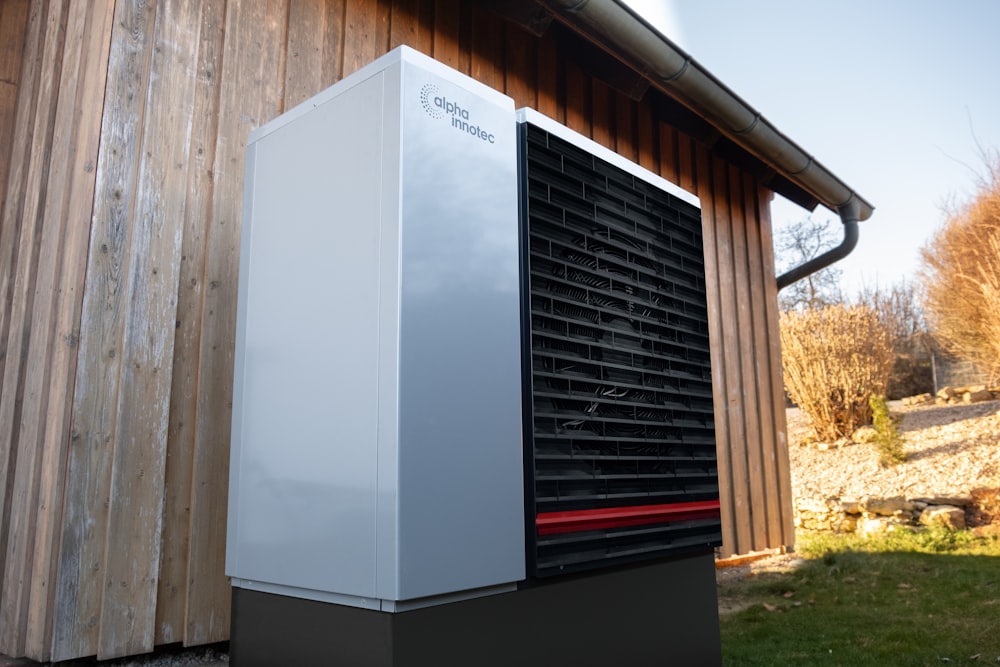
794;494;979;535
902;385;1000;407
788;400;1000;536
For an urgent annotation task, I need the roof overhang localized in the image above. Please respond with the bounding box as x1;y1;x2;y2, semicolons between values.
489;0;874;221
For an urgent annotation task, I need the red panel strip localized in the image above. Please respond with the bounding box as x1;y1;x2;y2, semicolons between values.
536;500;721;536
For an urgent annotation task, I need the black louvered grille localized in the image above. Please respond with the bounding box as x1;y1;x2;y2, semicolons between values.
520;122;721;577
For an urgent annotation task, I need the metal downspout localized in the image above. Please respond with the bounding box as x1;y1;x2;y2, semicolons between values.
776;201;861;290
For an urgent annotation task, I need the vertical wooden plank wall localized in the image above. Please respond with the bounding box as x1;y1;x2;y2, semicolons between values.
688;145;796;557
0;0;31;597
28;4;117;656
0;1;52;548
0;0;793;660
1;1;116;660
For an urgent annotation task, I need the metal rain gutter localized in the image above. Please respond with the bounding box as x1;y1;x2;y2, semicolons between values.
539;0;874;288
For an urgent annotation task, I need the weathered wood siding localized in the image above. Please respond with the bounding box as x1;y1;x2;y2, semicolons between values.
0;0;793;660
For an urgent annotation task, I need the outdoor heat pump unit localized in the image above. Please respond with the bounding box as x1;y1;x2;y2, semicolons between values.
227;46;722;665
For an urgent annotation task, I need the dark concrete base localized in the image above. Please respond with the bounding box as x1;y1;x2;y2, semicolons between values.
230;551;721;667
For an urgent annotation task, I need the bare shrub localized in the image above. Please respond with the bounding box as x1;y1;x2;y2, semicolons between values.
920;157;1000;383
854;281;933;398
780;304;894;441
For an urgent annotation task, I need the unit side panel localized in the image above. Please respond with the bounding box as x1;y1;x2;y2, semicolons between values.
229;73;389;599
395;62;525;599
227;142;258;576
374;65;404;604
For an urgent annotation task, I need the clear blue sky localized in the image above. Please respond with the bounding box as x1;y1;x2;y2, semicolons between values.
624;0;1000;296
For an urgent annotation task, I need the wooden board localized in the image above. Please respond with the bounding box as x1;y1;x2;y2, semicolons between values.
51;0;157;659
658;121;678;184
563;58;588;136
155;0;227;646
756;184;796;546
636;100;656;173
615;91;636;163
321;0;349;83
727;162;768;550
390;0;433;55
503;21;534;109
95;0;201;658
0;0;38;610
534;28;559;119
693;141;738;556
23;3;115;659
0;1;70;655
432;0;465;72
590;79;610;146
716;157;753;555
284;0;330;109
283;0;349;110
0;0;30;227
470;3;503;92
742;172;784;547
344;0;390;77
183;0;288;647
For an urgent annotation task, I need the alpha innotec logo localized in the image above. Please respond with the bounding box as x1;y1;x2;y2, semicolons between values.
419;83;496;144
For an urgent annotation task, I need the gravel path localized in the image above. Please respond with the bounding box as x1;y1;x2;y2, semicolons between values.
786;400;1000;501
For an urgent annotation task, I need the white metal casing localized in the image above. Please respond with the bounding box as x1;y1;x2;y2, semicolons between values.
227;46;525;611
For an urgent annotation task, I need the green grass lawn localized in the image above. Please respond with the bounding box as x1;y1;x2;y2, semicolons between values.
719;529;1000;666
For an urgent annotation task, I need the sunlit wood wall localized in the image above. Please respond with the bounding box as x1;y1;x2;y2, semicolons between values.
0;0;794;660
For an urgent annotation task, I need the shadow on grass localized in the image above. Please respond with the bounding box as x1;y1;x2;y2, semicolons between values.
719;548;1000;666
